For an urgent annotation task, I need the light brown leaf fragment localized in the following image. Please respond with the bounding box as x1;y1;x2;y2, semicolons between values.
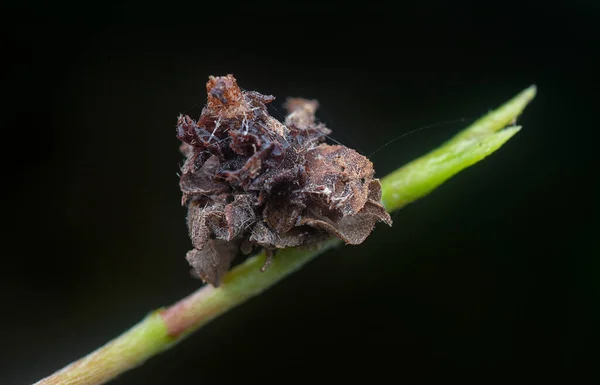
185;240;238;286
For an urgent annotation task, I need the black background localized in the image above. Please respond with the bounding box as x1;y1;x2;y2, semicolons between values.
3;2;599;384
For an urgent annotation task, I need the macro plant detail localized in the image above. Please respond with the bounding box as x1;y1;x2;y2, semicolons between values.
34;78;536;385
177;75;391;286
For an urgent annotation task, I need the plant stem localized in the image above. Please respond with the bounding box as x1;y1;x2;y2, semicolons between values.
33;86;535;385
32;312;172;385
380;85;536;212
160;238;342;340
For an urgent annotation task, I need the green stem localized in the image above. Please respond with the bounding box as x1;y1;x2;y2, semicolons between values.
381;85;536;212
159;238;342;340
32;312;172;385
33;86;535;385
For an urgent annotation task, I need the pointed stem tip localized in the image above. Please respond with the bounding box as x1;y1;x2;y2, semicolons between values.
487;84;537;132
447;85;537;144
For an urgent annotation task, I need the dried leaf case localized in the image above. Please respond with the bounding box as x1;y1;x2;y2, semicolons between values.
177;75;391;286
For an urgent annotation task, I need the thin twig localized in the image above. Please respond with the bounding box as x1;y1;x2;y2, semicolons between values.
33;86;536;385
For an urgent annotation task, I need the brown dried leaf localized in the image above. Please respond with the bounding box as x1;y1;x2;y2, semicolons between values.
180;155;229;205
224;195;257;240
185;239;238;286
249;222;307;249
186;203;225;250
304;144;376;216
263;197;302;234
300;199;391;245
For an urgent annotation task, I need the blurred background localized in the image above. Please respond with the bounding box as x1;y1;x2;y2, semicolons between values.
3;1;598;383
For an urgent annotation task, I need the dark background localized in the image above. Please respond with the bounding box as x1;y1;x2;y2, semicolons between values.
3;2;598;383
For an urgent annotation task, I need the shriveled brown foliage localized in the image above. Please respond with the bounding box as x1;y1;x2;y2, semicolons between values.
177;75;391;286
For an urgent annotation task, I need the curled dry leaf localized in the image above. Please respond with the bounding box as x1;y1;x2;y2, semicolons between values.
177;74;392;286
